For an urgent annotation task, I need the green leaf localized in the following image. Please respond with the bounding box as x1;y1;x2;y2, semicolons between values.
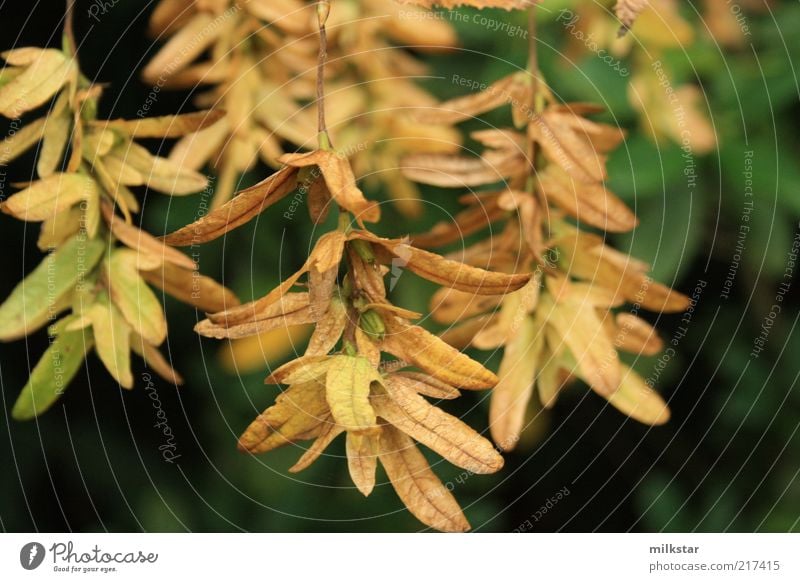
0;234;105;341
11;324;94;420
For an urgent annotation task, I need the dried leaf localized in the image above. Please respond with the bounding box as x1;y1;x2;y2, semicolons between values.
2;174;98;221
605;365;670;424
401;153;512;188
103;205;195;270
537;165;637;233
413;74;527;125
140;261;239;313
382;317;497;389
489;315;542;451
397;0;530;10
353;231;530;295
376;378;503;473
325;355;381;433
130;332;184;385
615;0;649;35
279;150;380;223
306;296;347;356
391;372;461;400
614;313;663;355
105;250;168;346
238;381;330;454
266;355;332;385
346;432;379;496
547;298;620;397
378;425;470;533
161;166;298;246
93;110;225;138
289;419;345;473
0;49;73;117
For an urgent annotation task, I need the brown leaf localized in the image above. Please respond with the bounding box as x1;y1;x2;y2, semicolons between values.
306;296;347;356
391;372;461;400
378;425;470;533
413;74;527;125
195;300;315;340
346;432;379;496
140;262;240;314
162;166;299;246
401;153;513;188
397;0;531;10
529;112;609;183
382;317;497;390
352;231;530;295
429;287;501;325
288;418;344;473
615;0;649;36
279;150;380;223
207;261;309;326
537;165;637;233
130;332;184;385
103;204;195;270
376;377;503;473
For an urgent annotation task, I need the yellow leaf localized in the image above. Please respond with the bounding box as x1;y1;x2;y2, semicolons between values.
489;315;542;451
325;355;381;433
382;317;497;390
238;381;330;454
92;110;225;138
1;174;98;221
105;249;167;345
0;49;73;117
90;293;133;389
346;432;379;496
289;419;344;473
605;365;670;425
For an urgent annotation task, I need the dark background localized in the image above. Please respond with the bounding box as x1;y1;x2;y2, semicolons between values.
1;0;799;532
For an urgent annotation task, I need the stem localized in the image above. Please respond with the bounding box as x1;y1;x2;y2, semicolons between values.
64;0;77;57
316;0;332;150
526;6;538;187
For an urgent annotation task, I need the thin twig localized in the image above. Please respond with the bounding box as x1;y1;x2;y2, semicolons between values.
64;0;77;57
316;0;332;150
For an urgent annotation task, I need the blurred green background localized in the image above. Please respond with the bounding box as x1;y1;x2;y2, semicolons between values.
1;0;799;532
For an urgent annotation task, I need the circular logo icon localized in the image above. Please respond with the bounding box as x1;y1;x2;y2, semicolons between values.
19;542;45;570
